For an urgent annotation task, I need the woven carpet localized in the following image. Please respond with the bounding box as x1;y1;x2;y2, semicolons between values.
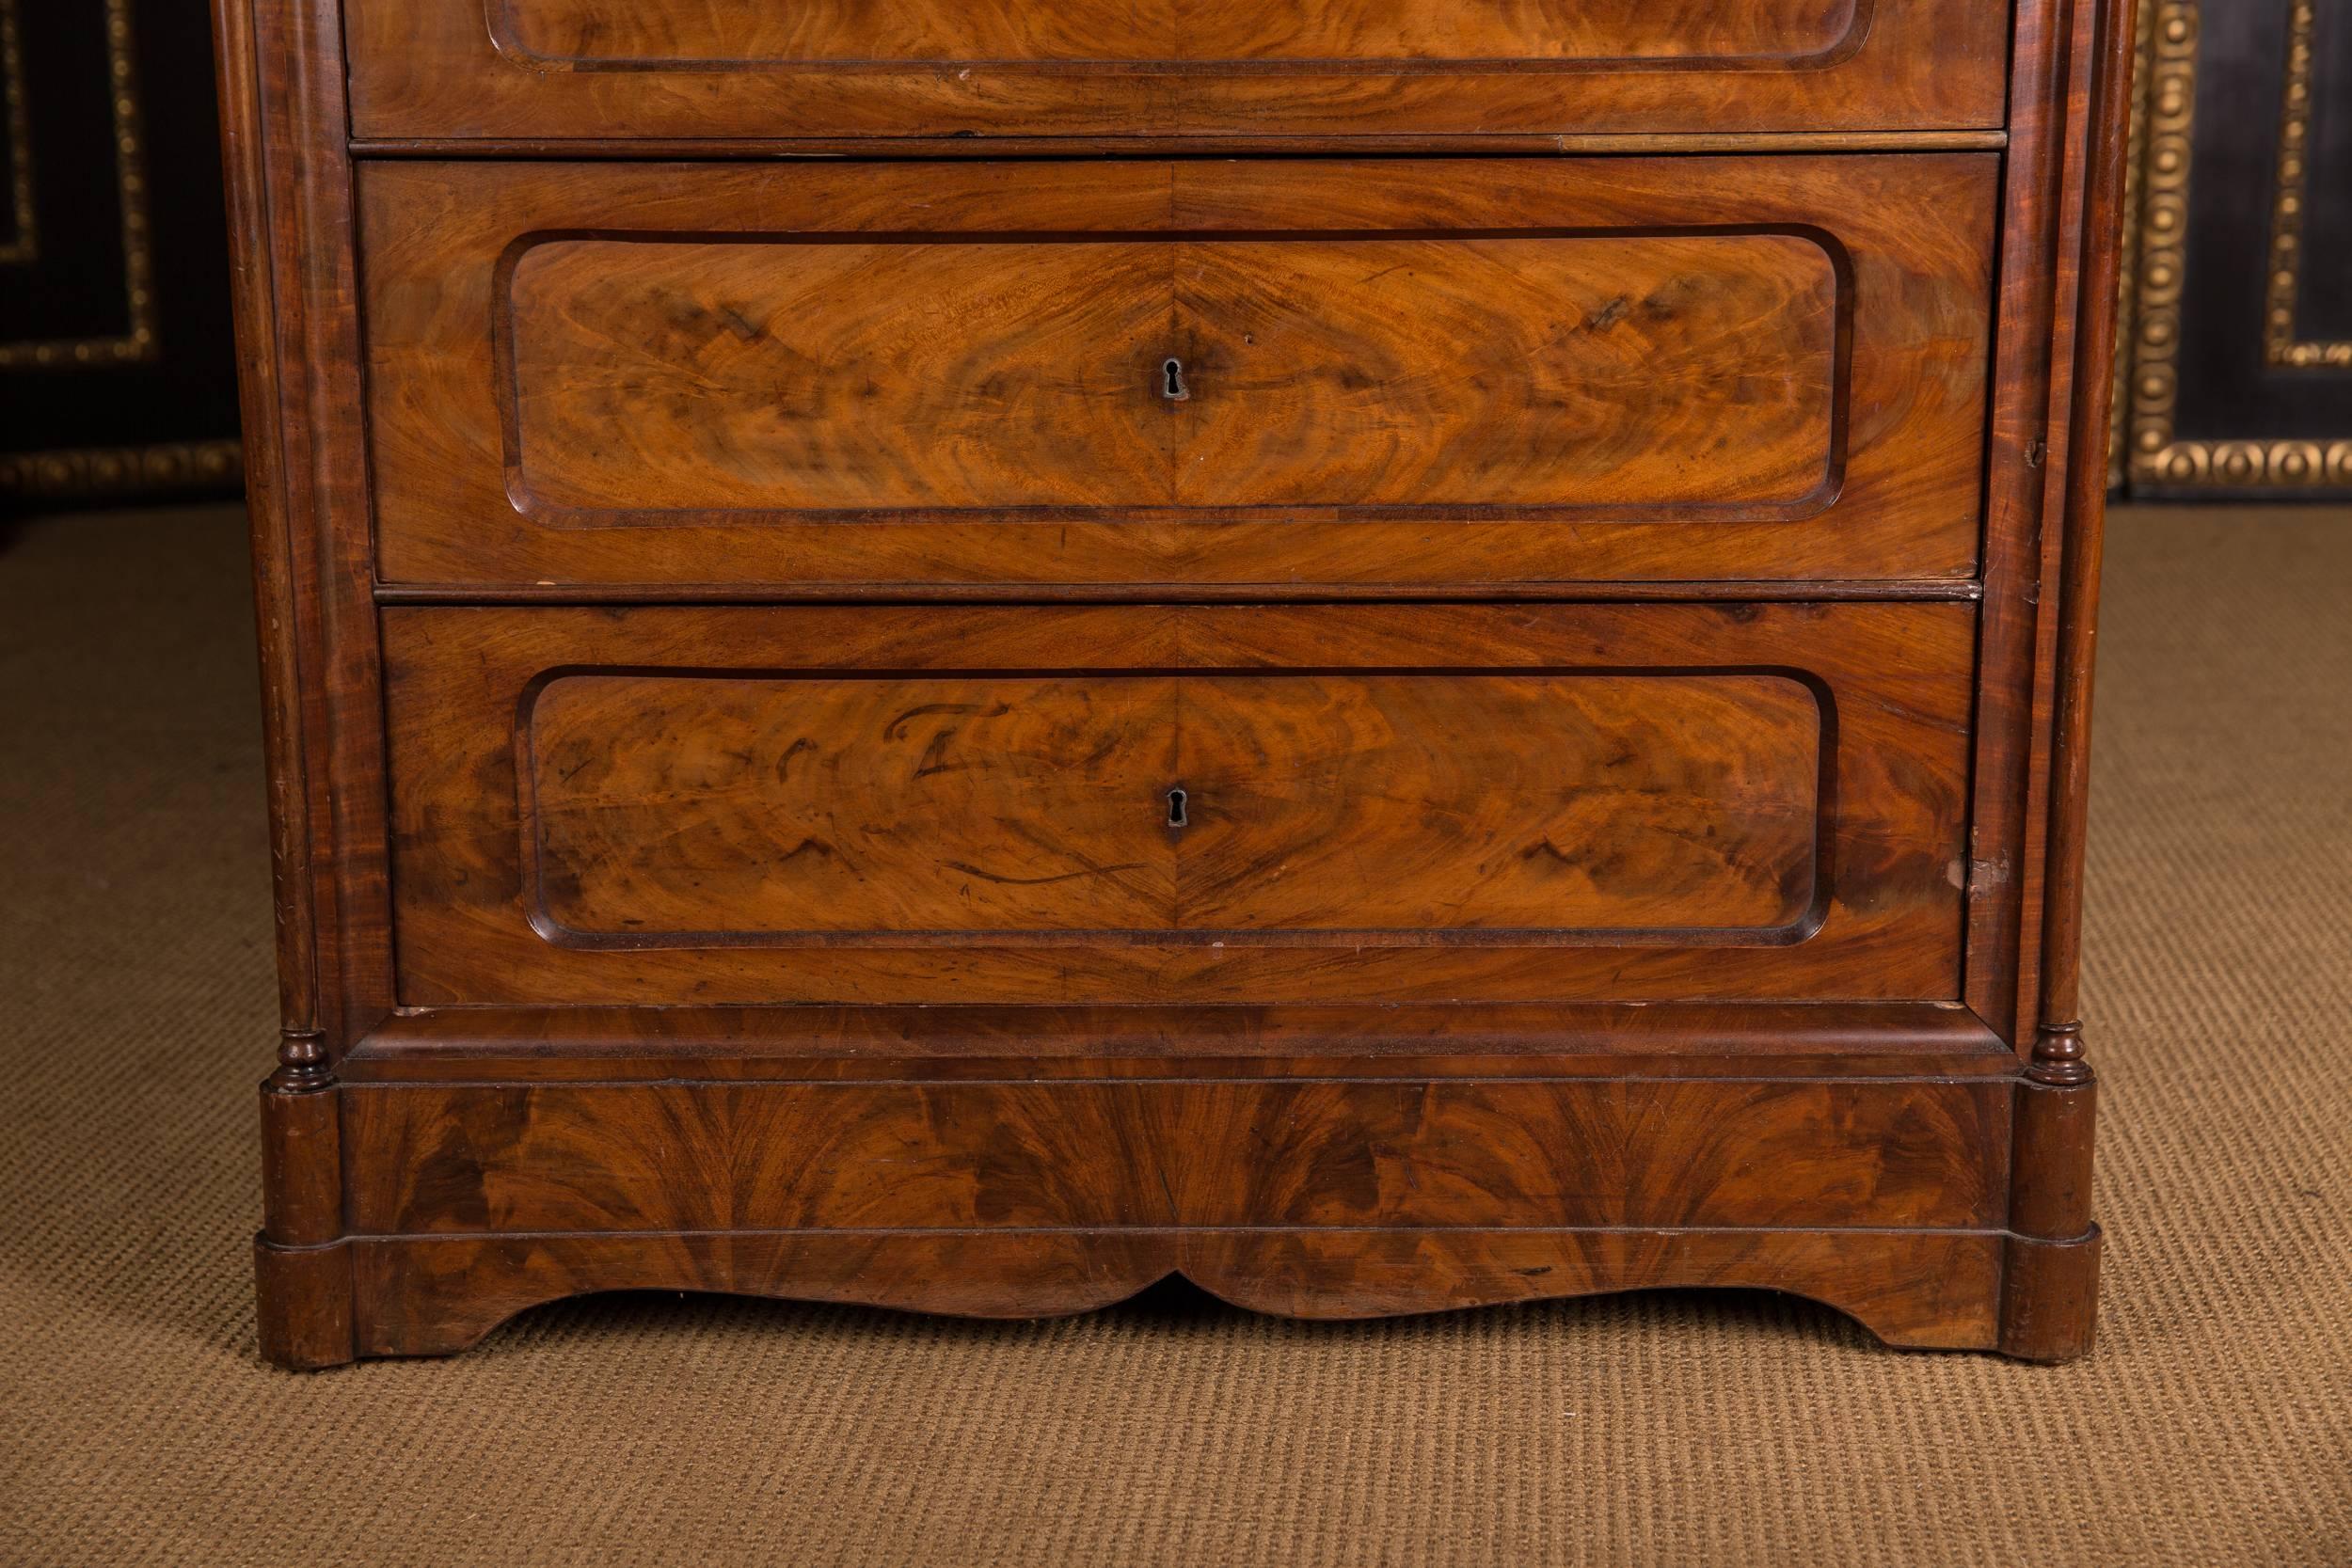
0;503;2345;1566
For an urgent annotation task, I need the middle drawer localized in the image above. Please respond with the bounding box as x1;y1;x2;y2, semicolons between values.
362;156;1997;593
384;601;1974;1008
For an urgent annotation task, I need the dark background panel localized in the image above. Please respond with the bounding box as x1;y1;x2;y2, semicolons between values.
2171;0;2352;445
0;1;128;345
2296;0;2351;346
2120;0;2352;498
0;0;243;509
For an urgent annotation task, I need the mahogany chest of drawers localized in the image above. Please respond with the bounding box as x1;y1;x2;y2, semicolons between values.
218;0;2132;1367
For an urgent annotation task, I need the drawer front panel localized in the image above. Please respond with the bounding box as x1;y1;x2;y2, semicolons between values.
365;156;1997;590
529;671;1820;940
387;603;1973;1006
509;234;1837;515
494;0;1864;65
346;0;2011;139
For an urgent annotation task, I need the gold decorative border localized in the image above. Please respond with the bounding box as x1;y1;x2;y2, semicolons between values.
2110;0;2158;486
2125;0;2352;490
0;0;32;265
0;438;243;499
0;0;155;369
2266;0;2350;369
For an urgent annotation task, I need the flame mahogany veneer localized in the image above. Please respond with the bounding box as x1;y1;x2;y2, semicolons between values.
215;0;2133;1368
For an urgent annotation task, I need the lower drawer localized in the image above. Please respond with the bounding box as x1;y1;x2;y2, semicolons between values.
384;602;1974;1006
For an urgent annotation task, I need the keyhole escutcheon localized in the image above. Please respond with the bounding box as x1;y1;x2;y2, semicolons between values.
1162;357;1189;401
1166;787;1189;829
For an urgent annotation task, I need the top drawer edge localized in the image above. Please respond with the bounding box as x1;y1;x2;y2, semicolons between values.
345;0;2020;142
344;133;2014;160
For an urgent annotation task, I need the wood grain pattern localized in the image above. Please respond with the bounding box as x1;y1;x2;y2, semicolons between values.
1963;0;2077;1041
489;0;1866;66
351;131;2015;159
212;0;315;1056
342;1001;2022;1083
1993;0;2141;1365
344;0;2013;140
330;1069;2018;1359
2029;0;2139;1087
507;232;1839;516
384;601;1971;1007
214;0;2127;1368
349;1228;2011;1357
216;0;396;1063
1999;1228;2102;1360
217;0;392;1372
363;155;1996;591
527;672;1820;940
342;1076;2009;1235
254;1235;356;1370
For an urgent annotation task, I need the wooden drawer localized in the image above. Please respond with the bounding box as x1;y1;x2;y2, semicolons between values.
345;0;2012;141
363;156;1997;592
385;602;1975;1007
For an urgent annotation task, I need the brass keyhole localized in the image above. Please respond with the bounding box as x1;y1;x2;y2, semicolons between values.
1162;357;1189;401
1166;788;1188;829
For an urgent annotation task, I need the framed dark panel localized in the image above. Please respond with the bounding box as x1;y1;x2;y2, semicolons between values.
2272;0;2351;358
2120;0;2352;498
0;0;243;507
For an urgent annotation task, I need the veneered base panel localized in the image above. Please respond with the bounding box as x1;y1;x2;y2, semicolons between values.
257;1052;2098;1367
343;1227;2014;1359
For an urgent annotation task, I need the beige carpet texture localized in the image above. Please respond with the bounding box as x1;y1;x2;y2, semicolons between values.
1;503;2346;1566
